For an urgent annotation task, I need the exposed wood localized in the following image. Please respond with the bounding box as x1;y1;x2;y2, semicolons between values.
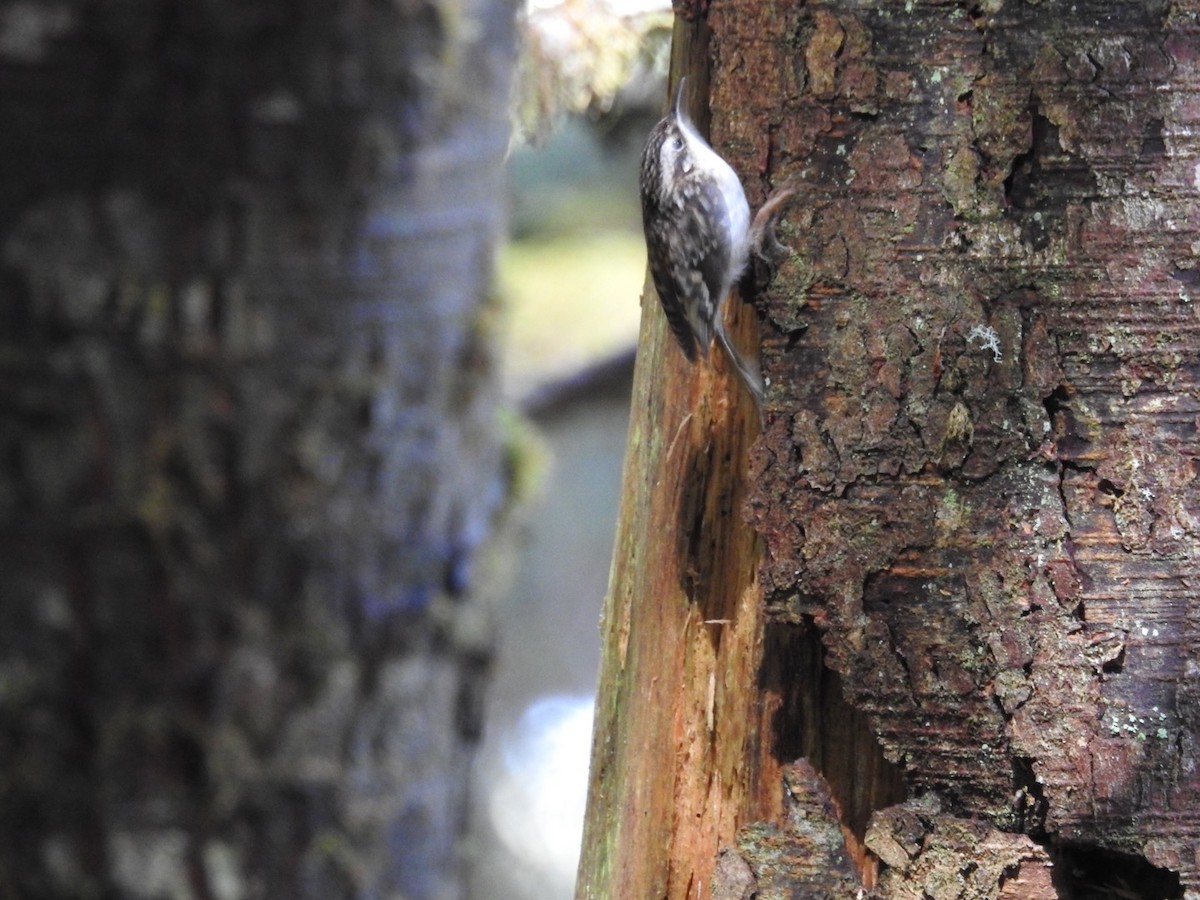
574;19;777;899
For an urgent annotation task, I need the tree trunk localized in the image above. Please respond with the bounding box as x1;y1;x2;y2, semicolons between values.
0;2;515;898
579;2;1200;898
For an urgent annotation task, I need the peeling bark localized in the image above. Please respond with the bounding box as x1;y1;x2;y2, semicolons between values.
868;796;1057;900
580;1;1200;897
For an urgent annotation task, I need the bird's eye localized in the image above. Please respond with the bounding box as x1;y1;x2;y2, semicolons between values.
671;136;684;150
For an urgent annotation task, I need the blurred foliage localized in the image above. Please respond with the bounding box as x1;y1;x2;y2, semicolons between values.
498;404;553;507
507;117;645;239
498;232;645;395
513;0;673;144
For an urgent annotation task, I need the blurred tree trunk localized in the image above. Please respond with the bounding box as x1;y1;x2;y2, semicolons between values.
0;1;515;898
579;2;1200;898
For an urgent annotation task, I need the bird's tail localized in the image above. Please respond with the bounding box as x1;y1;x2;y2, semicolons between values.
714;320;764;418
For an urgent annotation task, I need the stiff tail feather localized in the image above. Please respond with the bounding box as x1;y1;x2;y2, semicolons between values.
713;321;764;417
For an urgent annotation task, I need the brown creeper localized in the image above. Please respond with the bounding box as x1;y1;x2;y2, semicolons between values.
640;77;790;413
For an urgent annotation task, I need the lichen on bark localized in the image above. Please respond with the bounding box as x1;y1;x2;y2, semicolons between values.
732;0;1200;890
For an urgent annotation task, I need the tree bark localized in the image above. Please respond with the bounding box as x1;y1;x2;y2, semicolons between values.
579;2;1200;898
0;2;515;898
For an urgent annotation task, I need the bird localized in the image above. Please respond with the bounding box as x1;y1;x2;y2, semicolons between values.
639;76;793;415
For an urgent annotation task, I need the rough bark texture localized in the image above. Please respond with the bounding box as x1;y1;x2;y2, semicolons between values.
580;1;1200;898
0;2;515;898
